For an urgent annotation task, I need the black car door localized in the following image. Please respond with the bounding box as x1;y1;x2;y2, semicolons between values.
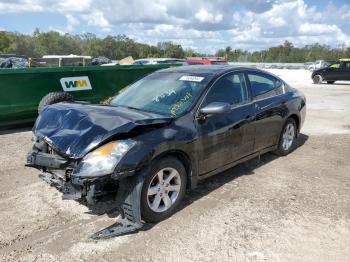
339;61;350;81
344;62;350;81
246;71;286;152
195;72;255;175
323;63;342;81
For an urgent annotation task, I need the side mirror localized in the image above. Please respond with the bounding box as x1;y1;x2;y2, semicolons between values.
199;102;231;116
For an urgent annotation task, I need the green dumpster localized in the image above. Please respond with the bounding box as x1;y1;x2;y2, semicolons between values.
0;64;178;129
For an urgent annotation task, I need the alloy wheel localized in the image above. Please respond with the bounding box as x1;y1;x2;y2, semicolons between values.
313;75;322;84
147;168;181;213
282;123;295;151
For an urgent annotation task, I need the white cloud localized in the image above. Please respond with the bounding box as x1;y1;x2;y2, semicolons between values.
48;13;81;34
83;10;110;28
0;1;43;13
229;0;350;50
66;14;80;32
0;0;91;13
194;9;223;24
299;23;336;35
58;0;91;12
145;24;219;39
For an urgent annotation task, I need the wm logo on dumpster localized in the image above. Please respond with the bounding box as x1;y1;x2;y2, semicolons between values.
60;76;92;92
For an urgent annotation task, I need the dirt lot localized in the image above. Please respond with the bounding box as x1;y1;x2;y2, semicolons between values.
0;69;350;262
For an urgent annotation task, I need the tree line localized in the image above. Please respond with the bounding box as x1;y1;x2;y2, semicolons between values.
1;30;350;62
0;30;196;59
216;41;350;63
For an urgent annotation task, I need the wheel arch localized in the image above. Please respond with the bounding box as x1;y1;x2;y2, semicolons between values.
287;113;300;135
152;149;195;190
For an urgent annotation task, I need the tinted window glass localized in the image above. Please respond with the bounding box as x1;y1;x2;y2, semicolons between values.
203;73;249;106
248;73;283;100
329;63;340;68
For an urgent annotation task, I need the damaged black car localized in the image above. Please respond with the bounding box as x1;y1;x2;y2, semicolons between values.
26;65;306;238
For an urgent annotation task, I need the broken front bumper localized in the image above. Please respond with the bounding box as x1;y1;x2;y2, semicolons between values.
26;150;117;203
26;150;68;169
26;149;145;239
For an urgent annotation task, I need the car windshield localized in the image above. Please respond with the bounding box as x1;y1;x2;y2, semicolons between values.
110;72;210;117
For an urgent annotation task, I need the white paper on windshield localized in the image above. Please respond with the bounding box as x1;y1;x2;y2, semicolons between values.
179;75;204;82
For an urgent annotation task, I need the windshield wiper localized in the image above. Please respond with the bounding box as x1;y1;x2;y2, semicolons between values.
124;106;144;112
110;104;140;111
112;104;169;117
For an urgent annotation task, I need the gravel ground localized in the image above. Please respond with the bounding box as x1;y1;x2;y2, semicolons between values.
0;69;349;262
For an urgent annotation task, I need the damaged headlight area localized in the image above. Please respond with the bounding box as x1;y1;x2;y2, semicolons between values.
73;140;136;178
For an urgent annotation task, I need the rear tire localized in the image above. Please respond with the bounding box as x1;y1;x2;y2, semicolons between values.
38;92;74;113
141;157;187;223
312;74;323;84
274;118;297;156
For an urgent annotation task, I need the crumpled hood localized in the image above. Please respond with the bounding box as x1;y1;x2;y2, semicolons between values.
34;103;171;159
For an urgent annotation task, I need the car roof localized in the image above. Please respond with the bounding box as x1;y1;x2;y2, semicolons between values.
158;65;262;76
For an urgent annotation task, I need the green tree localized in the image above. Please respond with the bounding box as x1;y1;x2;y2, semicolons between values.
157;42;185;58
1;31;349;62
0;31;10;52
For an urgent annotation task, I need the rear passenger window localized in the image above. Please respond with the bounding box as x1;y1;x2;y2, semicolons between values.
248;73;284;100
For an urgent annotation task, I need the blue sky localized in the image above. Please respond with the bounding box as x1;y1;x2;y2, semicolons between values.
1;0;350;53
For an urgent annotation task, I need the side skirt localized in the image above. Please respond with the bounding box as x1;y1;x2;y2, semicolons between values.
197;145;277;181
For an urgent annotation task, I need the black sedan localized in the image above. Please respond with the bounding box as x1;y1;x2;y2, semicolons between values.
26;66;306;238
312;59;350;84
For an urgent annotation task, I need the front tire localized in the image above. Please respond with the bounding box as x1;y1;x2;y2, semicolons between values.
274;118;297;156
312;74;323;84
141;157;187;223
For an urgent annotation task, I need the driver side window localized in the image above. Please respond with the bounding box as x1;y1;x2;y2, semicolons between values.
330;63;340;68
202;73;249;107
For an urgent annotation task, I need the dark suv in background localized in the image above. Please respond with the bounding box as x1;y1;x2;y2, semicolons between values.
312;59;350;84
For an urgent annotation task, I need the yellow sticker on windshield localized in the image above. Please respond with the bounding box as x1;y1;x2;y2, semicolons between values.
170;92;193;117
